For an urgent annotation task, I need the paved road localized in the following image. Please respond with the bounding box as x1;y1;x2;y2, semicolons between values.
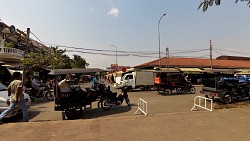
1;107;250;141
27;83;203;121
2;83;250;140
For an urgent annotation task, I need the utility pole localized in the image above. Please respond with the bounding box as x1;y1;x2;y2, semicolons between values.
210;39;213;69
166;47;169;70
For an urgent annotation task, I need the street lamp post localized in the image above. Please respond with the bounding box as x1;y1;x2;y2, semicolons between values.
110;44;117;66
158;13;166;69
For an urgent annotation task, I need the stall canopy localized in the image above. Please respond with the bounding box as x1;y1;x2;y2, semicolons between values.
179;68;202;74
48;68;107;75
236;69;250;75
201;68;240;74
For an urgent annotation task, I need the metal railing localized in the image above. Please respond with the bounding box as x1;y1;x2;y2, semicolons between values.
191;96;213;111
0;47;24;57
134;98;148;116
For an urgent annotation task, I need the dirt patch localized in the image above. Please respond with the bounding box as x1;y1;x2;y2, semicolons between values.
214;101;250;110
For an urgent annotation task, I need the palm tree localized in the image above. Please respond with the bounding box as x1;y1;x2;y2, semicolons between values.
198;0;250;12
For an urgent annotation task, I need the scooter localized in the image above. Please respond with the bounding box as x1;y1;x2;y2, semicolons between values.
100;85;130;111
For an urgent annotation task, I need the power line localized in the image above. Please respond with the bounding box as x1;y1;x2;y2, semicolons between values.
215;48;250;55
66;50;158;58
30;31;45;46
170;49;209;54
58;45;160;55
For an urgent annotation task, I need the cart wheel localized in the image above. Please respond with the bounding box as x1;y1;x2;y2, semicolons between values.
46;91;54;101
176;88;182;94
65;103;82;120
62;112;66;120
189;87;196;94
157;87;165;94
222;92;232;104
30;97;36;102
101;98;112;111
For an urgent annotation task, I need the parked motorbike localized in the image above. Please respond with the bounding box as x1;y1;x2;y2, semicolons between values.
176;82;196;94
100;85;130;111
25;84;54;101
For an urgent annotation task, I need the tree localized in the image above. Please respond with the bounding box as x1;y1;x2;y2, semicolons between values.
70;55;89;68
49;46;72;69
22;46;89;70
198;0;250;12
22;52;50;70
22;46;71;69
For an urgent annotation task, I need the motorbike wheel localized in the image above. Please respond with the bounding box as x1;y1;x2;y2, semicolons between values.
125;97;131;106
46;91;54;101
65;103;82;120
101;98;112;111
189;87;196;94
176;88;182;94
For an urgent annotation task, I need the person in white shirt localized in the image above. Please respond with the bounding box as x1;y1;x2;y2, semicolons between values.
0;72;28;123
58;74;72;93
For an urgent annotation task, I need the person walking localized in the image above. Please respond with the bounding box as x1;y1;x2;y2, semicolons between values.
0;72;29;123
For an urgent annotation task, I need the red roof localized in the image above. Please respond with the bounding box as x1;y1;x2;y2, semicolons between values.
135;57;250;69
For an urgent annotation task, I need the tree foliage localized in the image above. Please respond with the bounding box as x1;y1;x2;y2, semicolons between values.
70;54;89;68
22;46;89;70
198;0;250;12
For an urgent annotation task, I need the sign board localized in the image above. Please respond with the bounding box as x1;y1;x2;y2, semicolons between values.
122;68;127;72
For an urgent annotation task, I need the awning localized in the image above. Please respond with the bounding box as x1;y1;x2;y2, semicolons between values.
236;69;250;74
201;68;240;74
48;68;107;75
153;68;180;73
179;68;201;74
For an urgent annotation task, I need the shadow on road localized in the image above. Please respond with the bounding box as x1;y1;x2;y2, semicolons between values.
30;98;53;106
79;105;132;119
28;110;41;120
2;110;41;123
213;98;250;110
156;91;198;96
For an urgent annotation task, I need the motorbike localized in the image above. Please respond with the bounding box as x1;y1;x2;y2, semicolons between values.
25;84;54;101
100;85;130;111
176;82;196;94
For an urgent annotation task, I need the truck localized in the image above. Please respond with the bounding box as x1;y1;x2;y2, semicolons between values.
200;69;250;104
116;71;155;91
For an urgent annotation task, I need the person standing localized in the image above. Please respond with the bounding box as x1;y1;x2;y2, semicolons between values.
0;72;29;123
92;75;97;89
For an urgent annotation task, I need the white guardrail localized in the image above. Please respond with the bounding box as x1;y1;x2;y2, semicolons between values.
134;98;148;116
191;96;213;111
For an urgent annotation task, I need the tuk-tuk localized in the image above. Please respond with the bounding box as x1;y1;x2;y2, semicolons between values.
154;69;196;95
48;68;107;120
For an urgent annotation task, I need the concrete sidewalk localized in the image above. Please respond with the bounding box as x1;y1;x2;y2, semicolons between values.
1;107;250;141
